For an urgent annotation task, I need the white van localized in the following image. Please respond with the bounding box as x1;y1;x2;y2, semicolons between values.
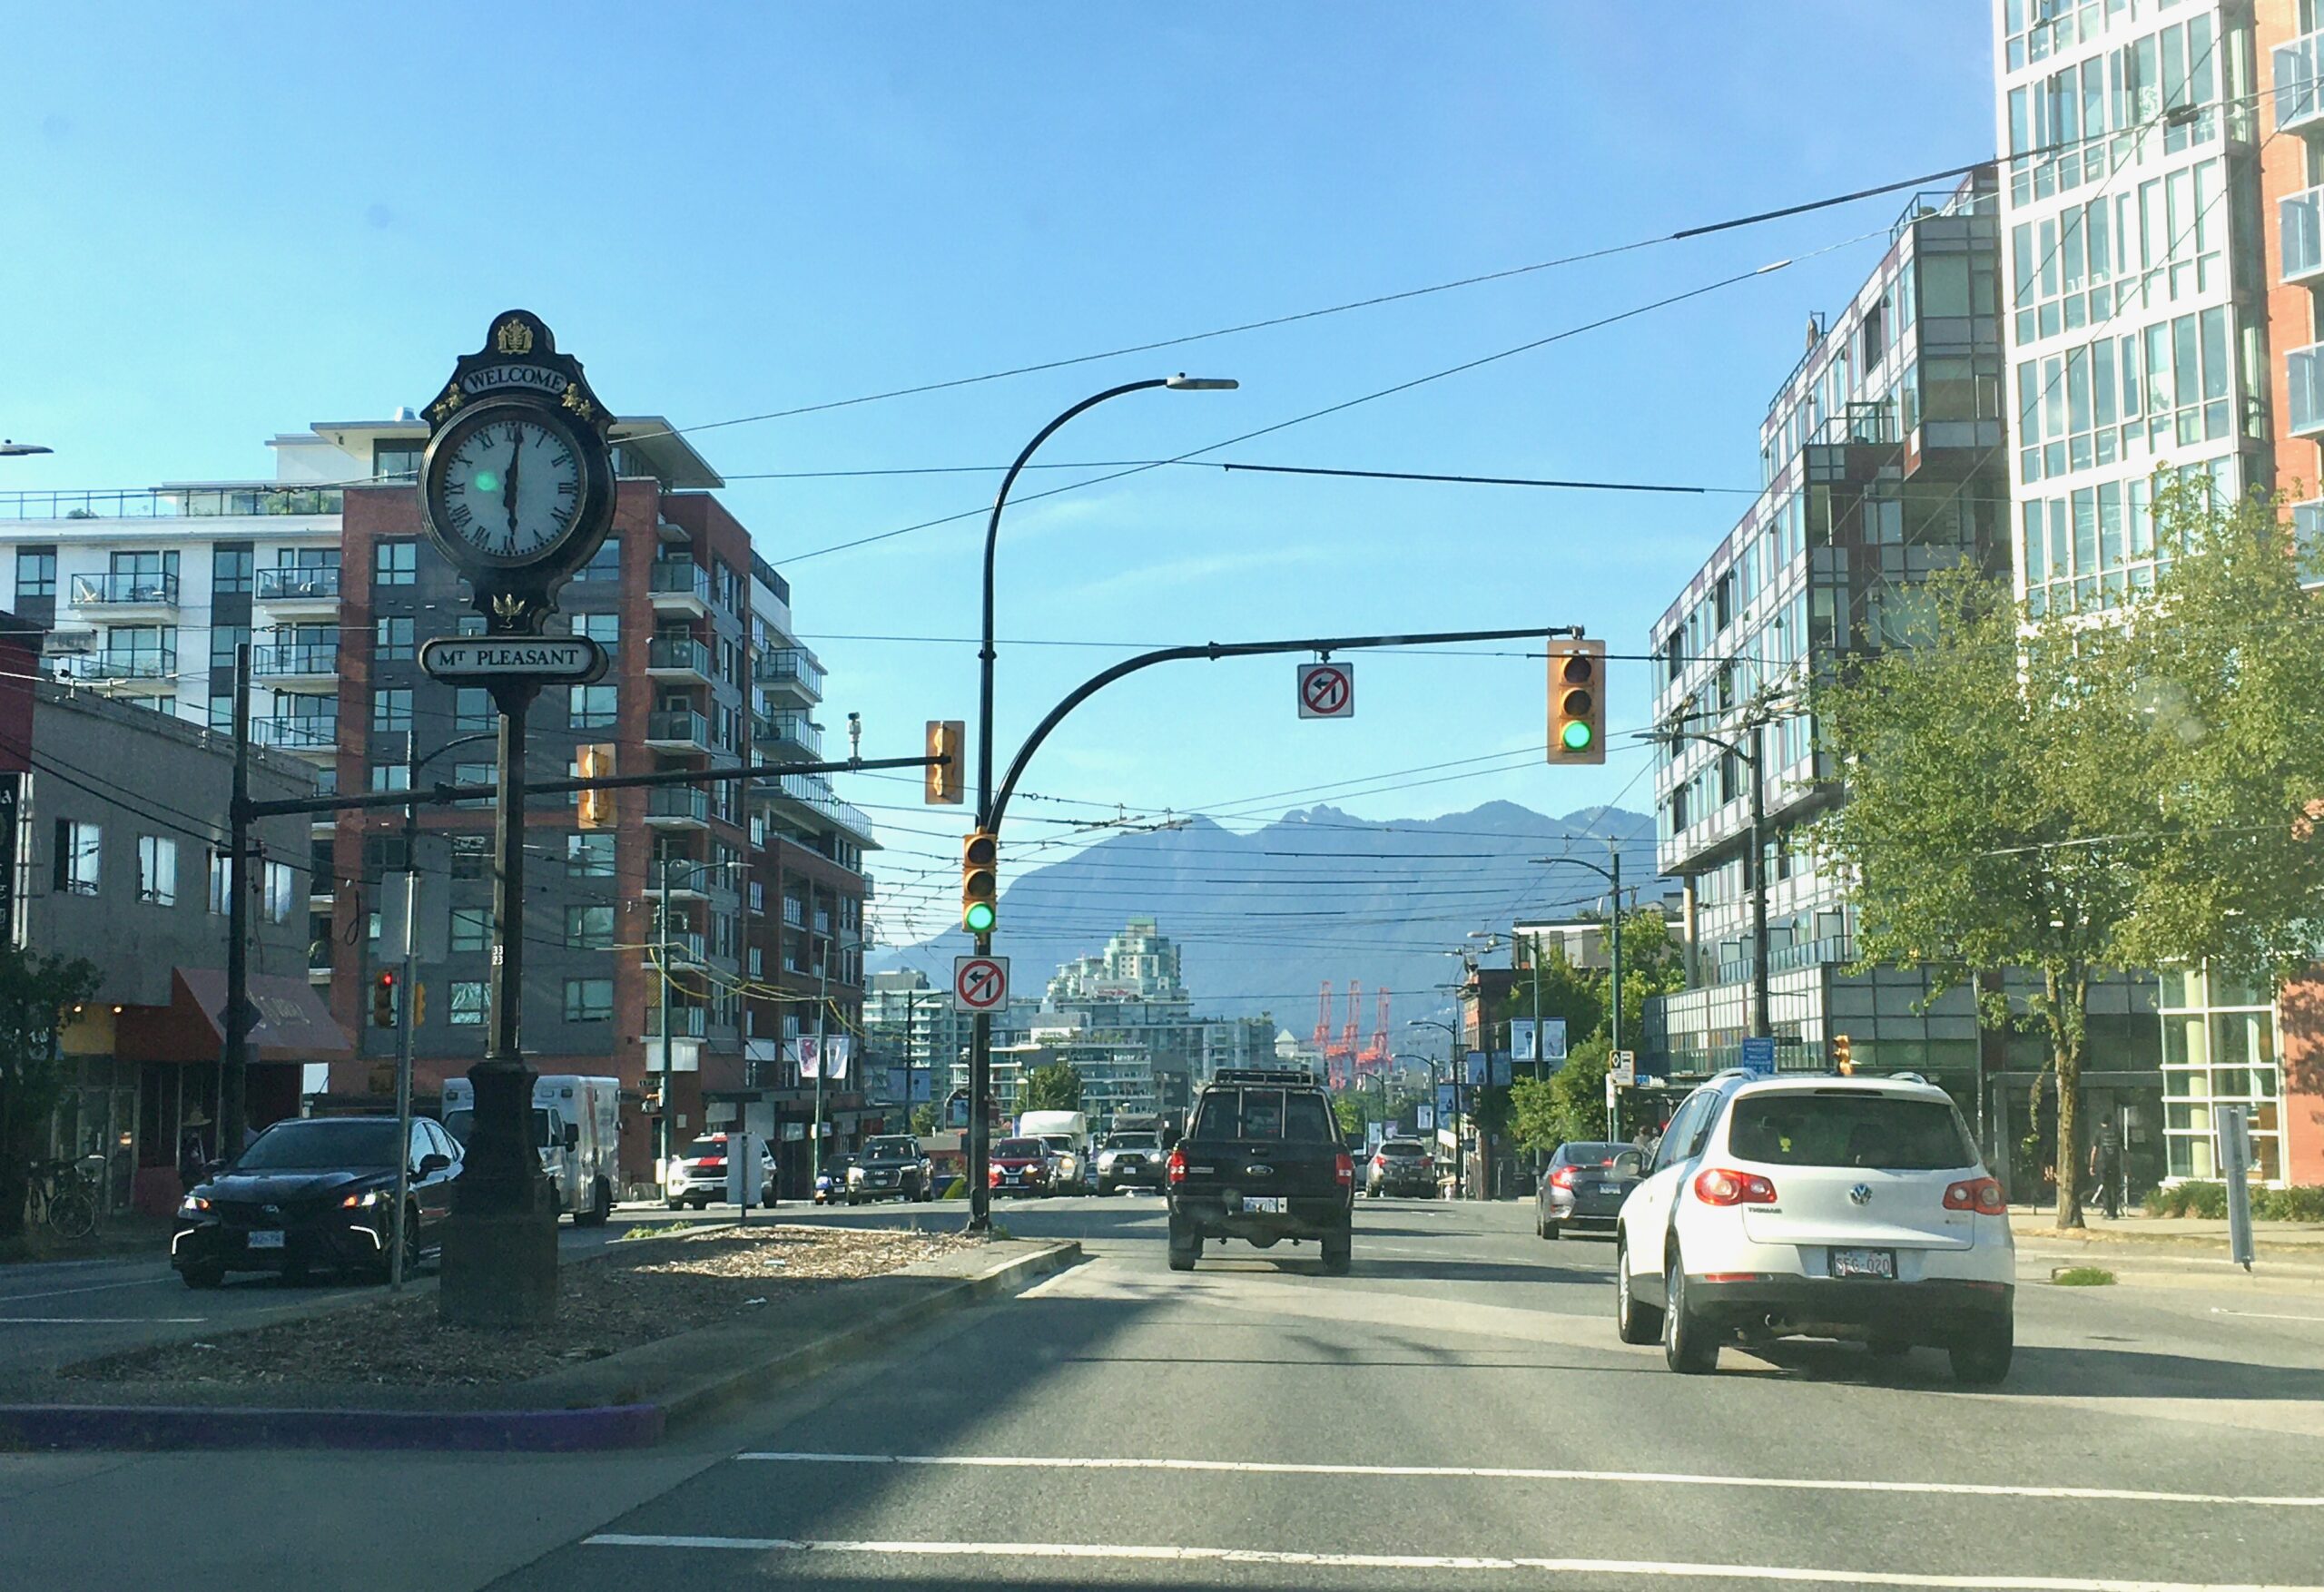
441;1074;620;1226
1017;1109;1091;1190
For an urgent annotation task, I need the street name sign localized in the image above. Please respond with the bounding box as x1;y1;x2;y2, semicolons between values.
419;634;607;684
1297;661;1354;719
953;955;1010;1013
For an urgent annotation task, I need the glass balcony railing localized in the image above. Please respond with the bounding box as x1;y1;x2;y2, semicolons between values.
753;711;821;755
0;486;344;521
771;771;874;840
753;647;825;696
254;565;341;601
2278;31;2324;133
648;560;712;604
646;786;710;822
64;650;177;682
251;642;340;677
647;635;713;675
2296;501;2324;587
2290;345;2324;437
253;718;338;751
2285;187;2324;285
646;708;711;744
68;572;178;606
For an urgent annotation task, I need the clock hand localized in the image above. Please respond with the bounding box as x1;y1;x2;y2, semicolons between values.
504;427;522;536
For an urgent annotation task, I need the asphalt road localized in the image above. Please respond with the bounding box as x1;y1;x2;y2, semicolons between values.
5;1194;2324;1591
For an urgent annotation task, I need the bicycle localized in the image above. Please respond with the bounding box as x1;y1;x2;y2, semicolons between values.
27;1155;104;1242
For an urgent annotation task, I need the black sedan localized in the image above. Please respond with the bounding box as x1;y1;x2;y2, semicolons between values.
1533;1140;1643;1240
172;1115;462;1288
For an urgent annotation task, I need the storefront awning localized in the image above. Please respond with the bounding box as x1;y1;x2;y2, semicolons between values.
166;969;351;1061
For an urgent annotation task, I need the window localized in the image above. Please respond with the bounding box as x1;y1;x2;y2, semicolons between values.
263;860;296;923
209;850;230;914
373;687;411;732
53;820;100;895
449;980;488;1027
576;536;621;582
372;440;423;481
1727;1094;1976;1171
453;761;495;810
450;906;490;952
568;683;618;730
375;615;414;662
211;545;254;595
15;548;55;600
209;694;234;732
374;539;418;585
454;687;494;733
211;624;251;670
573;612;619;654
748;946;764;978
135;835;177;906
369;763;410;793
566;905;614;948
567;832;615;877
457;614;487;637
1190;1087;1336;1144
563;978;614;1023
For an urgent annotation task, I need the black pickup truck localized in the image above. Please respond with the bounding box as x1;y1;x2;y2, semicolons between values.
1166;1068;1354;1273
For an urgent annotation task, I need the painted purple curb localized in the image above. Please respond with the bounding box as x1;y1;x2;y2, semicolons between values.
0;1400;665;1453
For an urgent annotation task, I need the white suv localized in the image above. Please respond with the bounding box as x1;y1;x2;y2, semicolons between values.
1613;1070;2014;1383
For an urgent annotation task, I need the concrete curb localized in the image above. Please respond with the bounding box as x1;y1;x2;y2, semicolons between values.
0;1238;1080;1454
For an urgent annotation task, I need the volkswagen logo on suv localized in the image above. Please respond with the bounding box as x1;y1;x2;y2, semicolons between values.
1848;1183;1872;1206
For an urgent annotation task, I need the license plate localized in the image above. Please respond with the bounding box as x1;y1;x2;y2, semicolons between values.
247;1229;285;1250
1240;1195;1287;1214
1594;1184;1620;1196
1831;1247;1895;1279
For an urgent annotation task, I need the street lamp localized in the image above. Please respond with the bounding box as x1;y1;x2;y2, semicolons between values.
1407;1016;1462;1199
1645;707;1772;1041
810;932;874;1195
1525;840;1629;1069
967;373;1236;1233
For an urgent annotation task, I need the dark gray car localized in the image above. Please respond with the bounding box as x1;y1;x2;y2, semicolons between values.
1534;1140;1643;1239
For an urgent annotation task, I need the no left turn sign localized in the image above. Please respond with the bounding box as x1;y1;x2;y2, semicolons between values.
953;955;1010;1013
1298;661;1354;719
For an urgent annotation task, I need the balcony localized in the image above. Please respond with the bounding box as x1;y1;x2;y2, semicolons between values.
2278;31;2324;134
645;707;712;750
648;559;712;615
251;642;340;682
2291;345;2324;438
252;717;339;756
645;785;710;827
59;651;177;691
646;1005;709;1042
0;485;342;521
766;771;875;843
657;929;708;966
646;634;714;682
752;646;823;704
68;572;178;612
253;565;342;613
2286;187;2324;287
753;710;821;760
2297;501;2324;589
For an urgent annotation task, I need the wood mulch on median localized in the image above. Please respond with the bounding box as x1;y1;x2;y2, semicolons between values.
61;1222;974;1389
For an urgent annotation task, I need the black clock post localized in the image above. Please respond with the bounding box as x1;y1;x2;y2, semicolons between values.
419;310;620;1328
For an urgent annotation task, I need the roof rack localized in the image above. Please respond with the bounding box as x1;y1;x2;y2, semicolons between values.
1206;1067;1319;1087
1885;1071;1931;1085
1706;1067;1756;1084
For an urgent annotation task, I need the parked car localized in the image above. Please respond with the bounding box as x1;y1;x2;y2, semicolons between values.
1095;1131;1167;1194
1166;1068;1353;1273
1535;1140;1645;1239
1364;1137;1435;1198
847;1135;936;1204
172;1115;461;1288
989;1136;1056;1197
1613;1070;2014;1383
664;1133;777;1210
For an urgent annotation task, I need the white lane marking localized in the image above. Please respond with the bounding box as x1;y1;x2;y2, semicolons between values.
732;1451;2324;1508
583;1535;2324;1589
0;1277;176;1303
0;1316;206;1325
2211;1307;2324;1324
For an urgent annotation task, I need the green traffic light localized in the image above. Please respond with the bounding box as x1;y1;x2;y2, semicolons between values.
1561;721;1594;751
964;900;996;933
473;469;499;493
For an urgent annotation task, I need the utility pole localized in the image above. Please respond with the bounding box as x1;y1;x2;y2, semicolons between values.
1608;838;1625;1061
658;854;673;1172
812;935;832;1194
1748;716;1771;1042
390;732;420;1292
220;643;253;1156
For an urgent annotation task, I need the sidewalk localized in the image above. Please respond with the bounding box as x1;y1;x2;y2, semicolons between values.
2007;1205;2324;1250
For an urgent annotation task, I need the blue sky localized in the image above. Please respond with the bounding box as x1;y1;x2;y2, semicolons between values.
0;3;1994;865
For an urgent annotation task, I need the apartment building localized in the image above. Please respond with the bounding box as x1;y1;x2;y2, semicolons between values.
0;418;875;1188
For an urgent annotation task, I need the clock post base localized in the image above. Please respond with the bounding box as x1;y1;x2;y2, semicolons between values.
438;1209;558;1328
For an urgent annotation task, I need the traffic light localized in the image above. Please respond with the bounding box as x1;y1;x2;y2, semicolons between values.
1833;1033;1854;1076
576;743;615;828
412;981;427;1027
925;720;964;805
961;830;998;935
371;970;398;1028
1546;638;1606;766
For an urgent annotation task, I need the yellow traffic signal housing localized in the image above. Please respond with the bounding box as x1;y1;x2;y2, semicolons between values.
576;744;615;828
925;720;965;805
1833;1033;1854;1076
371;971;398;1028
412;981;428;1027
1547;638;1606;765
961;830;999;935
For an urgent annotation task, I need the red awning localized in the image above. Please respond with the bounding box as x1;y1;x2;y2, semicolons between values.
170;968;351;1060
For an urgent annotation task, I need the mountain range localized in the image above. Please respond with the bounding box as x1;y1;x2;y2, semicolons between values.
871;800;1666;1036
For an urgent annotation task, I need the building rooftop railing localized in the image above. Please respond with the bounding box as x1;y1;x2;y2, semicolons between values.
1888;180;1997;245
0;486;346;521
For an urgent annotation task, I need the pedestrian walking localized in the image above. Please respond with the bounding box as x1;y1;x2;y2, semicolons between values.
2094;1115;2122;1220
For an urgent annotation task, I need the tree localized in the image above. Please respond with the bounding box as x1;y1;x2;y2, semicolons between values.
1331;1094;1363;1136
0;948;103;1243
1511;1035;1615;1153
1813;485;2324;1229
1020;1062;1083;1115
908;1102;939;1137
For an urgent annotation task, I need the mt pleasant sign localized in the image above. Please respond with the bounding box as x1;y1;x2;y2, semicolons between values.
419;634;607;684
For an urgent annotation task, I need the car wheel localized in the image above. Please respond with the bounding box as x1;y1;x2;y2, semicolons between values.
1662;1250;1718;1374
1949;1320;2014;1386
376;1204;422;1282
1541;1213;1561;1241
1614;1237;1662;1344
575;1179;611;1228
180;1263;224;1291
1321;1229;1352;1275
1167;1222;1201;1272
1867;1337;1912;1360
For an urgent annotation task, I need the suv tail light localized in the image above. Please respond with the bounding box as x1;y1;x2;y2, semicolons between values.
1550;1165;1581;1188
1944;1175;2006;1214
1334;1151;1354;1190
1691;1167;1778;1206
1167;1145;1187;1185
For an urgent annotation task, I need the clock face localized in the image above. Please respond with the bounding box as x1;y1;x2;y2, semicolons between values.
430;412;585;564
